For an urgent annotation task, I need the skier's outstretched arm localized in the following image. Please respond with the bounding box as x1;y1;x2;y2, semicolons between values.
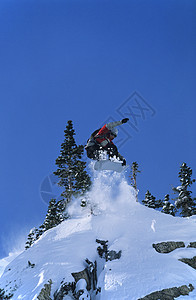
106;118;129;130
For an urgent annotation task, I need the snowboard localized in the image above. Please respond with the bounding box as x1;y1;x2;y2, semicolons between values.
94;159;128;173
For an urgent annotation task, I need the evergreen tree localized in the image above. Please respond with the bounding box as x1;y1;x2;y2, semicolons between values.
40;198;58;232
130;162;141;202
0;288;13;299
25;228;36;250
54;120;91;203
25;199;67;250
56;199;68;223
142;190;156;208
0;288;5;299
142;190;163;209
156;199;164;209
25;227;41;250
173;162;196;217
161;194;176;216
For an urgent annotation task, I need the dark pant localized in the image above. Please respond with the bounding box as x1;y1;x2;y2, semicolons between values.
104;144;118;158
86;143;118;160
86;144;100;160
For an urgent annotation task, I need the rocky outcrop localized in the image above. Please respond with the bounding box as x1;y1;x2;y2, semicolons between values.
152;241;185;253
138;284;194;300
37;279;52;300
96;239;122;261
72;268;91;291
187;242;196;248
53;281;75;300
107;249;122;261
54;239;122;299
150;240;196;299
71;259;97;292
54;258;98;299
179;256;196;270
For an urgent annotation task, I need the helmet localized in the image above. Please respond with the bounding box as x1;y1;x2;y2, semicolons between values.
110;127;118;137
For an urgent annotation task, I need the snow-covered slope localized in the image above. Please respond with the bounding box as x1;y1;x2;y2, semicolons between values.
1;170;196;299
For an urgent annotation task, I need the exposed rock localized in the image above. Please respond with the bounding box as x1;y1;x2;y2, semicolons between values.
55;258;97;299
75;279;90;299
152;241;185;253
72;268;91;291
187;242;196;248
179;256;196;269
138;284;194;300
37;279;52;300
96;239;108;260
53;281;75;300
107;250;122;261
85;259;97;290
72;259;97;292
96;239;122;261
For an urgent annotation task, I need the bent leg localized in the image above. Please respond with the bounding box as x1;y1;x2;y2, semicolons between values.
105;144;126;165
86;145;102;160
105;144;118;158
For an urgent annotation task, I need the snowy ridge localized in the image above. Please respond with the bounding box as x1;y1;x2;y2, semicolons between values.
1;171;196;299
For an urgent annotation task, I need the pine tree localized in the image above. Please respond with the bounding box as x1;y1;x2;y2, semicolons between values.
25;121;92;251
130;162;141;202
25;227;41;250
54;120;91;204
142;190;163;209
56;199;68;223
0;288;13;299
40;198;59;232
161;194;176;216
156;199;164;209
173;162;196;217
25;199;67;250
142;190;156;208
25;228;36;250
0;288;5;299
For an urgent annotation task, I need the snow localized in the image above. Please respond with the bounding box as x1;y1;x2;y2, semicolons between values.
1;169;196;299
0;251;22;278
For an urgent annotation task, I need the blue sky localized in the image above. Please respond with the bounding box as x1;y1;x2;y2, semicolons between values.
0;0;195;258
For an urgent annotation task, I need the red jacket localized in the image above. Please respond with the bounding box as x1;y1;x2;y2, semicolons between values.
94;125;114;148
94;120;123;148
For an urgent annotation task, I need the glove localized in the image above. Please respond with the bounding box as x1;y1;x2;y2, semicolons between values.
122;118;129;124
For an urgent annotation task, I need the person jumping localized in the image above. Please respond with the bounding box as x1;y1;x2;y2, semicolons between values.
85;118;129;166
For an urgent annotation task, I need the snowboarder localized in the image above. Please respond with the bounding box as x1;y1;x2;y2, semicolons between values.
85;118;129;166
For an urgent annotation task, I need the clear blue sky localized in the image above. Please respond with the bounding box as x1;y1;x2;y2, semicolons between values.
0;0;195;258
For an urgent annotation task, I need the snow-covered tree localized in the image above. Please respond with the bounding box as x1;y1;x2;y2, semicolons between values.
130;162;140;202
25;228;35;250
40;198;67;232
173;162;196;217
40;198;59;232
142;190;156;208
54;120;91;203
0;288;13;299
25;227;41;250
25;198;68;250
161;194;176;216
56;199;68;223
142;190;163;210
